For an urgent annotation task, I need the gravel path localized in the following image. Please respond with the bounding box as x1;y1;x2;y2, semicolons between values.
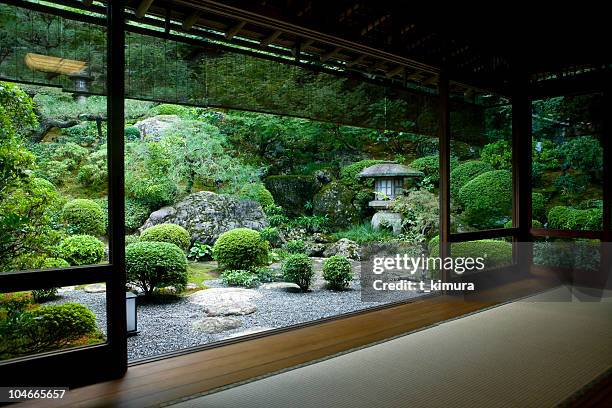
51;259;426;361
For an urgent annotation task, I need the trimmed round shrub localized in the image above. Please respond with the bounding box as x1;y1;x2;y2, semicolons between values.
282;253;314;291
126;241;188;296
450;160;493;197
212;228;269;270
503;219;542;229
124;126;141;141
239;183;275;208
58;235;105;266
27;303;98;349
61;199;106;236
458;170;512;228
140;223;191;250
547;206;602;231
410;155;459;184
322;255;353;290
286;239;307;254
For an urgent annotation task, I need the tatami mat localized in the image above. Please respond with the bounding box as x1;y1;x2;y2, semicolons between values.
170;286;612;408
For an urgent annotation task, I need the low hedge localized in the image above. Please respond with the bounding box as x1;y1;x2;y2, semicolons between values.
58;235;105;266
61;199;106;236
212;228;269;270
126;241;188;296
140;223;191;250
547;206;602;230
429;238;513;269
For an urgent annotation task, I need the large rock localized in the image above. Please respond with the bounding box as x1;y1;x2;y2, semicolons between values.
133;115;181;140
313;181;359;229
189;288;260;316
140;191;267;244
323;238;361;260
264;175;318;217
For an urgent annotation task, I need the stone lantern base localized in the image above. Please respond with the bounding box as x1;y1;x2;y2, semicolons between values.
371;211;403;235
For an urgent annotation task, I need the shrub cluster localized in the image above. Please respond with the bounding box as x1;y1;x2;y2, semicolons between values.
61;199;106;236
239;183;275;208
450;160;493;197
547;206;602;230
281;253;314;291
429;238;513;269
322;255;353;290
125;241;188;296
480;140;512;169
124;126;141;141
220;270;260;288
140;223;191;250
458;170;512;228
286;239;307;254
58;235;105;266
212;228;269;270
410;155;458;185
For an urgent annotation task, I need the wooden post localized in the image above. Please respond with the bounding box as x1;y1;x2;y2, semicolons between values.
438;71;451;282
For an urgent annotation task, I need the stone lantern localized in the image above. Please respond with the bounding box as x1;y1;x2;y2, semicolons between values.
358;161;424;235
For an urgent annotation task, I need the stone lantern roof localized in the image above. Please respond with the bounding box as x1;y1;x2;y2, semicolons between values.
358;161;424;178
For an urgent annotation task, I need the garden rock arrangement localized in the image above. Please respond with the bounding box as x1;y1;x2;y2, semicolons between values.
323;238;361;260
140;191;268;244
133;115;181;140
189;287;260;316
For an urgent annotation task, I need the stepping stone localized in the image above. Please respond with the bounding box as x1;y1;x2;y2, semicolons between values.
84;283;106;293
225;327;275;339
189;287;260;316
192;317;242;333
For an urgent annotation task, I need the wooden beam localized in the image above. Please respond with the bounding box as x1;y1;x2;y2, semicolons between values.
225;21;246;40
320;47;342;62
135;0;154;18
385;66;404;78
260;30;282;48
346;54;367;67
182;11;200;31
438;71;451;281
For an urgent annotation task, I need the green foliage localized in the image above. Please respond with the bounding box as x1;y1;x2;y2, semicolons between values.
450;160;494;197
429;239;513;269
286;239;307;254
281;253;314;291
125;235;140;246
480;140;512;170
268;214;290;228
58;235;105;266
322;255;353;290
503;219;542;229
259;227;281;248
62;123;103;147
340;160;385;190
290;215;329;233
140;223;191;251
152;104;192;117
220;270;260;288
547;206;602;231
125;241;188;296
77;148;107;188
458;170;512;228
188;242;213;261
392;189;439;243
560;136;603;178
61;199;106;236
331;223;394;244
532;192;546;222
31;258;70;302
554;173;587;195
0;177;64;272
212;228;269;270
125;199;151;232
124;126;141;141
533;139;561;170
239;183;275;207
410;155;459;185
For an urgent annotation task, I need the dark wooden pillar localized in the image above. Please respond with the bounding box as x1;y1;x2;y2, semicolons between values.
512;73;532;270
601;83;611;288
438;71;451;282
106;0;127;377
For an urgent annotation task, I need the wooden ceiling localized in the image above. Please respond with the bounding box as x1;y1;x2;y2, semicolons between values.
56;1;612;96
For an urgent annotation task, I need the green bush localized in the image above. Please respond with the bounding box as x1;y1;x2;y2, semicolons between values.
125;199;151;232
25;303;98;350
58;235;105;266
410;155;459;185
322;255;353;290
152;103;192;117
77;149;107;188
124;126;141;141
212;228;269;270
282;253;314;291
547;206;602;231
532;192;546;222
286;239;307;254
503;219;542;229
332;223;394;244
125;241;188;296
480;140;512;169
429;239;513;269
458;170;512;228
31;258;70;302
140;223;191;250
188;242;213;261
554;173;586;195
560;135;603;177
239;183;275;208
61;199;106;236
450;160;493;197
220;270;260;288
259;227;281;248
392;189;439;243
125;235;140;246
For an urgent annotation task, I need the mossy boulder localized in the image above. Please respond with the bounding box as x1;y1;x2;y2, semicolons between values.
264;175;318;216
312;181;359;229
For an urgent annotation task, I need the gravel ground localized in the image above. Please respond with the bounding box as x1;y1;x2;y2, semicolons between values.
51;259;426;361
